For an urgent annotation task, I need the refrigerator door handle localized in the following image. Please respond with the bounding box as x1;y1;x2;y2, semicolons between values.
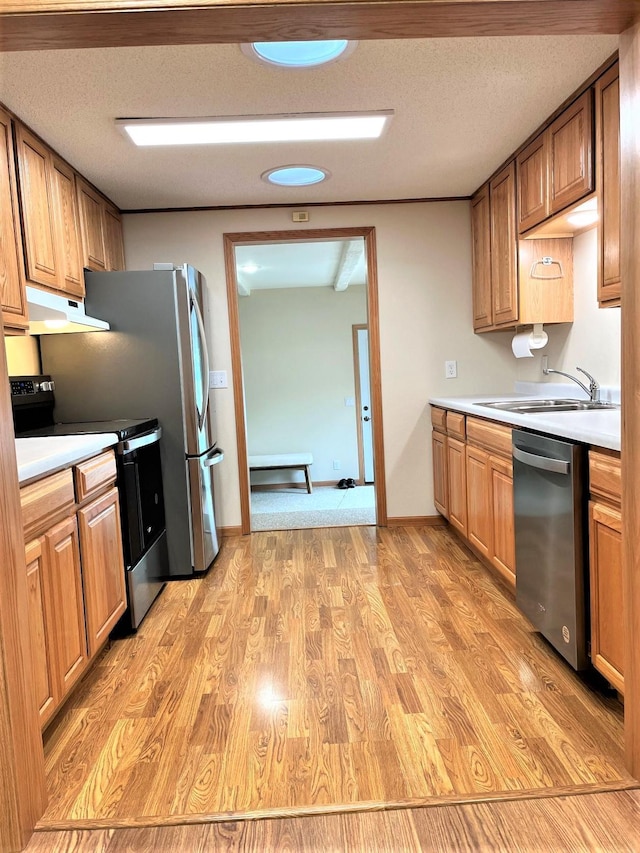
204;447;224;468
191;290;211;433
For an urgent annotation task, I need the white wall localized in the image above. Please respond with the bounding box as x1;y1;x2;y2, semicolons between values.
239;285;367;485
516;228;621;391
123;202;521;525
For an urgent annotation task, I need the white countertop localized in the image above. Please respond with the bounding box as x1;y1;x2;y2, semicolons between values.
429;395;621;451
15;434;119;484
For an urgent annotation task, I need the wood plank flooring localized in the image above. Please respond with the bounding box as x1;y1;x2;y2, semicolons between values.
28;789;640;851
39;525;630;826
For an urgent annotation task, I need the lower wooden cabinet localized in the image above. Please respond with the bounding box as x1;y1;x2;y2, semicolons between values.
78;487;126;657
489;455;516;585
44;515;89;697
447;436;467;536
432;430;449;518
589;500;624;693
466;444;492;559
24;538;58;727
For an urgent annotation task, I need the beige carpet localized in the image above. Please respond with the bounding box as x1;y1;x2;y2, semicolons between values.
251;485;376;530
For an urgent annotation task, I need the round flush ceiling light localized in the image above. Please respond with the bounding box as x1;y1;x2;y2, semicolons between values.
242;41;356;68
262;165;330;187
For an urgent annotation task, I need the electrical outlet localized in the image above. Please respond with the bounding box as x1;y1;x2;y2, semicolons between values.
445;360;458;379
333;460;341;470
209;370;228;389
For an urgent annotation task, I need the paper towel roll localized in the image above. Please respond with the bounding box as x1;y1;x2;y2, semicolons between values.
511;324;548;358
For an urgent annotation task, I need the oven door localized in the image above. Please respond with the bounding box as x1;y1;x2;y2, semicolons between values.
119;428;166;568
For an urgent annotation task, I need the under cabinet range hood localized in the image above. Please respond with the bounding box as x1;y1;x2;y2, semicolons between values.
26;286;110;334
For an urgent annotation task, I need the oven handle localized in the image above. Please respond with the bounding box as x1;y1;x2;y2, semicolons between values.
118;427;163;455
513;445;570;475
204;446;224;467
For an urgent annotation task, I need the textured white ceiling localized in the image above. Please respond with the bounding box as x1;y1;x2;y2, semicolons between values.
0;35;618;209
235;239;366;293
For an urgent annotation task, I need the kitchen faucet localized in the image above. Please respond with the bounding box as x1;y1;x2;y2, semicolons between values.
542;365;601;403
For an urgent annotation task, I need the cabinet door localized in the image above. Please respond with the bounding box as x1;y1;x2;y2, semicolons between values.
78;487;126;658
489;455;515;588
432;431;449;519
516;132;549;233
489;162;518;327
24;538;58;727
589;501;624;693
44;515;88;697
549;90;594;215
51;157;84;298
465;444;492;558
76;176;107;271
14;123;59;289
104;204;125;271
471;184;492;330
0;108;28;331
447;436;467;536
596;64;621;307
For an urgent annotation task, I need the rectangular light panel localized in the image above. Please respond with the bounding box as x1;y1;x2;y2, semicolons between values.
117;111;393;146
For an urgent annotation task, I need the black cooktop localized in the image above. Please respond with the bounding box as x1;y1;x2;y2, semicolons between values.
18;418;158;442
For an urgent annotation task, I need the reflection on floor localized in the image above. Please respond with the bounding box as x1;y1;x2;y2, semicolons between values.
39;525;629;827
251;484;376;530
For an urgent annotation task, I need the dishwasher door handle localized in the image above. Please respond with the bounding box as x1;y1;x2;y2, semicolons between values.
513;446;570;475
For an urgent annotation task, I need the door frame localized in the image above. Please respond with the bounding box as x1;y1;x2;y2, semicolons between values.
352;323;370;486
223;227;387;535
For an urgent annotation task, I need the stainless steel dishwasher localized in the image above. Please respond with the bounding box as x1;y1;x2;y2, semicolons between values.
512;429;588;670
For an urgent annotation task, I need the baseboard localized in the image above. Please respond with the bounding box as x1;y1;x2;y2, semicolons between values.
219;526;243;537
386;515;447;527
250;480;336;492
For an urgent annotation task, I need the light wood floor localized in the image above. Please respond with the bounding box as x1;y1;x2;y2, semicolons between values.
39;525;630;827
28;790;640;851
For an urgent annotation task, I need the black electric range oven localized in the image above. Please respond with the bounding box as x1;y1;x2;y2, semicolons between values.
11;375;168;630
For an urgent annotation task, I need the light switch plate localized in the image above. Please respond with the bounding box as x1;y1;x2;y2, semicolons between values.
209;370;228;389
344;396;355;407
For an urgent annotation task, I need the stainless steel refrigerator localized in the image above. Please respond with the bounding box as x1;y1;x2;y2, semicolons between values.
40;263;223;578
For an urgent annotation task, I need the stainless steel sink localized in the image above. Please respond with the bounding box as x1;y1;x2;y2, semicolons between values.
477;398;619;414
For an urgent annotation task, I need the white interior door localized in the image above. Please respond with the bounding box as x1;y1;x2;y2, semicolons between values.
356;327;374;483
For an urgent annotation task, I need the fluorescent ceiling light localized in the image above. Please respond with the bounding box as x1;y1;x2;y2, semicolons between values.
263;165;329;187
117;111;392;146
243;40;355;68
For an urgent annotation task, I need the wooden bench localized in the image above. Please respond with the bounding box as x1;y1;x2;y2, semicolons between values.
248;453;314;493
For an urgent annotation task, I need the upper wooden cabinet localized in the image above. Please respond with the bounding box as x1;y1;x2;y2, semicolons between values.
471;184;492;330
51;156;84;298
14;122;59;290
595;63;621;308
516;90;594;235
77;177;125;272
490;162;519;327
0;107;28;333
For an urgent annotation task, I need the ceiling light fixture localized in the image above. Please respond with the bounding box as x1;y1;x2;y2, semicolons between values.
567;210;599;227
239;262;260;274
242;40;356;68
116;111;392;146
262;165;330;187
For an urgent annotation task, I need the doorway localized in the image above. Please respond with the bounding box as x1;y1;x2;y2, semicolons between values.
224;227;387;535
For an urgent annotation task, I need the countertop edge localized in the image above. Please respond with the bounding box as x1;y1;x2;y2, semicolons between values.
16;434;120;486
429;396;621;453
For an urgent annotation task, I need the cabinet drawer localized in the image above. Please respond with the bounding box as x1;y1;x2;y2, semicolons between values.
446;411;466;440
466;417;512;458
589;449;621;505
75;450;117;503
431;406;447;432
21;468;75;540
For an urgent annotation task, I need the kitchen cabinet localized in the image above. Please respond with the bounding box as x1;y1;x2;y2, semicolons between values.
471;183;492;330
431;408;515;589
595;62;621;308
77;177;125;272
78;487;126;657
24;538;58;727
516;90;594;235
471;160;573;334
0;106;28;333
14;122;59;290
51;156;84;298
588;448;623;692
431;429;449;519
20;449;126;728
